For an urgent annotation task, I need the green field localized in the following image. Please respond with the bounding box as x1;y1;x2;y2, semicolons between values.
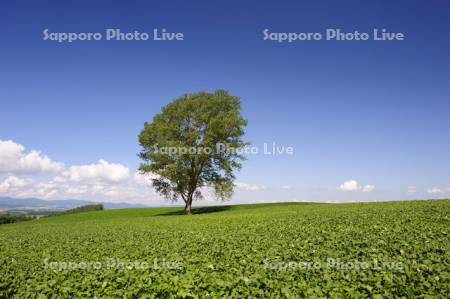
0;200;449;298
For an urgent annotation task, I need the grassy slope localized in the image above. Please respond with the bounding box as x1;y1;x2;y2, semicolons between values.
0;200;449;298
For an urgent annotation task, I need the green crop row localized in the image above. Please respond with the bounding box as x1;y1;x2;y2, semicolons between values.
0;200;448;298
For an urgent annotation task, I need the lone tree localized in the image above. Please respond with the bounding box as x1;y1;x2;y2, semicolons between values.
138;90;248;214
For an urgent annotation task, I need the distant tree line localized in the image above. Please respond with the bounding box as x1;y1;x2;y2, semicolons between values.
0;214;35;225
0;204;104;224
45;204;105;218
63;204;104;214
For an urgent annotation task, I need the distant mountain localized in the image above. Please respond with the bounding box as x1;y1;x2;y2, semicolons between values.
0;197;148;209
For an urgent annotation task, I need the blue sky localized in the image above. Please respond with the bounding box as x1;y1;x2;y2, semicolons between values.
1;0;449;204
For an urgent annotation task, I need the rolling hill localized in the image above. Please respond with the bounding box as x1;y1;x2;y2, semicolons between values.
0;200;448;297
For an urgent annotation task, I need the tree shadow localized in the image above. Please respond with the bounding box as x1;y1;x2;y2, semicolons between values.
156;205;231;216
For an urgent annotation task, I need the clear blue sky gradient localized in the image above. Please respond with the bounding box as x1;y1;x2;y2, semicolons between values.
1;0;449;201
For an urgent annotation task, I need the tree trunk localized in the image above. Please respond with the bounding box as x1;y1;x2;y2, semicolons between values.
184;197;193;215
184;202;192;215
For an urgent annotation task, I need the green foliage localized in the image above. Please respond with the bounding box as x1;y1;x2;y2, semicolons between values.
63;204;104;214
0;200;448;298
45;204;104;218
0;214;35;225
138;90;247;213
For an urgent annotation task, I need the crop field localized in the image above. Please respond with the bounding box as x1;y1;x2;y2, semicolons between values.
0;200;449;298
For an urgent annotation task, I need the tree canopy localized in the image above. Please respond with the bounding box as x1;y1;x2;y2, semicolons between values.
138;90;247;214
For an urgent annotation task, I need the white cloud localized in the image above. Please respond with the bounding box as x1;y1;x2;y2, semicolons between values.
0;140;64;174
281;185;291;190
407;186;417;194
338;180;375;193
52;176;67;183
0;174;161;203
63;159;130;183
362;184;375;193
338;180;359;192
235;182;266;191
133;172;158;185
0;141;161;203
0;176;28;193
427;187;450;194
